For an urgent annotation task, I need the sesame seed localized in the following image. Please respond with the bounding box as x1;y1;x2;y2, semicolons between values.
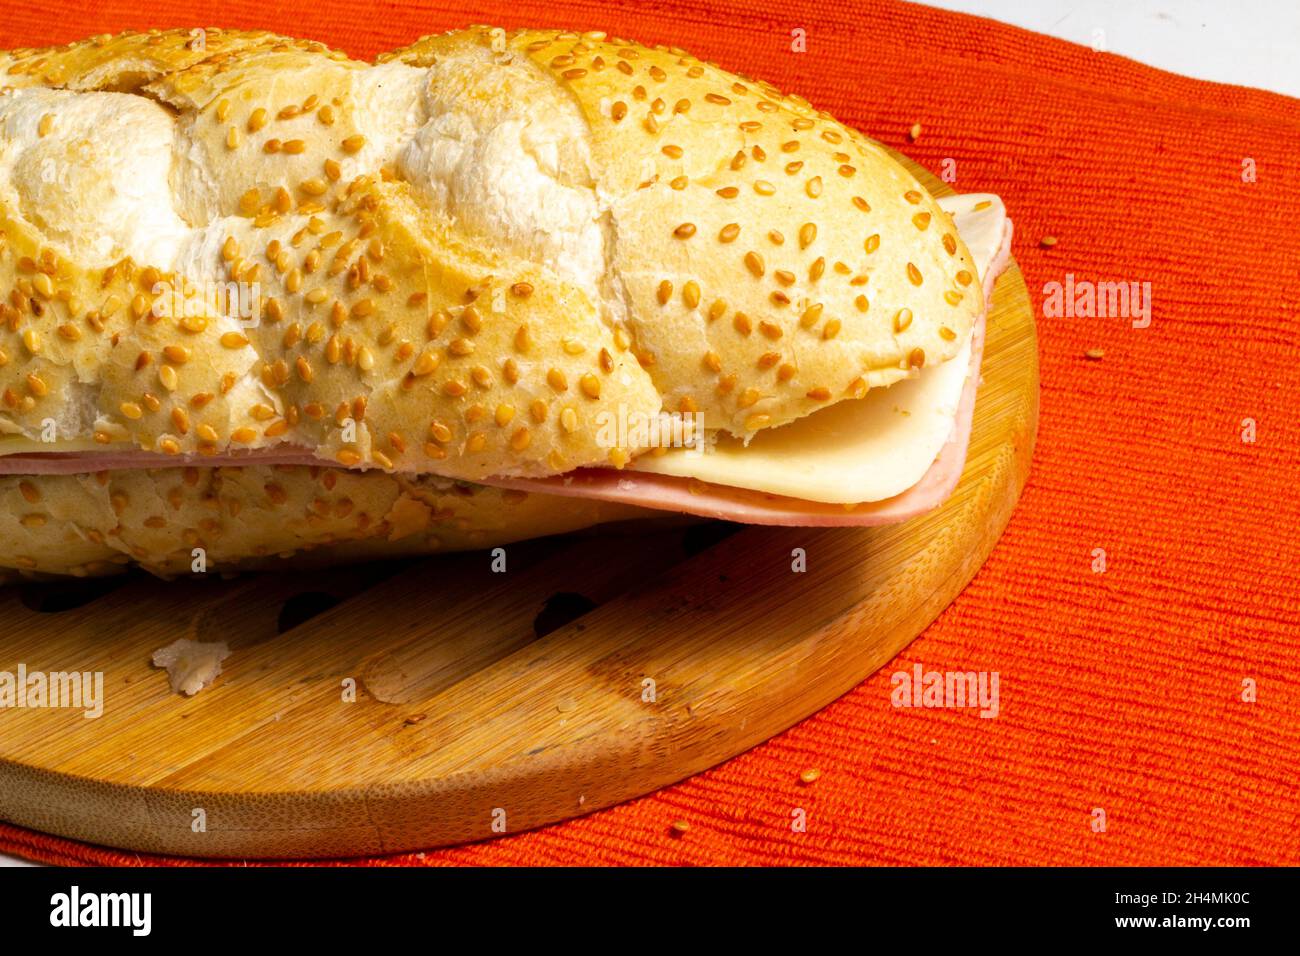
799;768;822;785
744;251;764;277
683;280;701;309
719;223;740;243
412;351;439;376
908;122;922;141
864;234;880;254
674;222;697;238
1040;235;1058;248
907;263;923;286
1085;347;1104;360
894;308;913;333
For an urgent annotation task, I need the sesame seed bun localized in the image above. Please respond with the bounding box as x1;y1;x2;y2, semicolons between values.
0;466;655;578
0;25;983;483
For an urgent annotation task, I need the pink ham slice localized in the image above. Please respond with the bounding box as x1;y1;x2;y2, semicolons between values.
0;219;1012;529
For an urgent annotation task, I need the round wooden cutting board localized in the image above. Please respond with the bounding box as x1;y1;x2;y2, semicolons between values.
0;157;1038;859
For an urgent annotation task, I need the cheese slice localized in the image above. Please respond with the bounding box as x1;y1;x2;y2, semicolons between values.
631;193;1007;504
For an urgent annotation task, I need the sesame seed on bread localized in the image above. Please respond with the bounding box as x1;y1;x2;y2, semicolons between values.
0;465;655;578
0;25;982;484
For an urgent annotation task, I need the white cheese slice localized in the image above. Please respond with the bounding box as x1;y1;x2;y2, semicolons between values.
632;193;1007;504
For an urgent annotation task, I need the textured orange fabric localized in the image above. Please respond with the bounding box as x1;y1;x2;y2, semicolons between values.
1;0;1297;867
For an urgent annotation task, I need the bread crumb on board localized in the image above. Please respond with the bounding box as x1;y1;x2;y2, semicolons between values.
151;639;231;696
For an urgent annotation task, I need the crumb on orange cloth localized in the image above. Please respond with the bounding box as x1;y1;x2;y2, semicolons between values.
0;0;1296;866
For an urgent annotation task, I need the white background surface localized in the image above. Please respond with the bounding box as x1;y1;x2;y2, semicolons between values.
927;0;1300;97
1;0;1294;868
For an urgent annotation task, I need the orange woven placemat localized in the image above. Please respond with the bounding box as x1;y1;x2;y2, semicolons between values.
1;0;1297;866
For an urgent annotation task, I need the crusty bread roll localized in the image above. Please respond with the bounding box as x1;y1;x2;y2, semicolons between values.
0;25;988;577
0;466;655;578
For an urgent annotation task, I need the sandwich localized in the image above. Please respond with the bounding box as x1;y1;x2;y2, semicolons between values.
0;26;1013;578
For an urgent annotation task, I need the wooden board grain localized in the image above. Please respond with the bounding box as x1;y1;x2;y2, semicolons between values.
0;159;1038;859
